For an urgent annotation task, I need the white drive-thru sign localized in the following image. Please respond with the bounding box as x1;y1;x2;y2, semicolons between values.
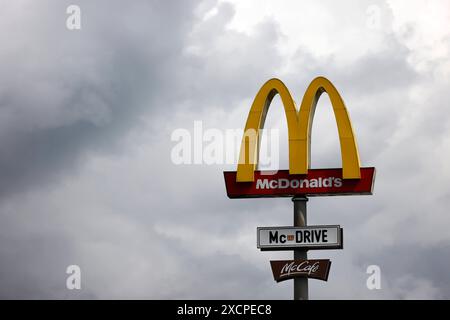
257;225;343;250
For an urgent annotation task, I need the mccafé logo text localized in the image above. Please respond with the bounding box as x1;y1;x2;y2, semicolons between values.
270;259;331;282
282;261;319;276
223;77;375;198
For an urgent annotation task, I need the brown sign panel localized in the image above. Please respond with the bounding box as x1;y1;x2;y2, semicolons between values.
270;259;331;282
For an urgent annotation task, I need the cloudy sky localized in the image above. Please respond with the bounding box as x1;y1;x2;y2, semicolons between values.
1;0;450;299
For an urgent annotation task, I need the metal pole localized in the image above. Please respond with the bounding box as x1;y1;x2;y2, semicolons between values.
292;196;308;300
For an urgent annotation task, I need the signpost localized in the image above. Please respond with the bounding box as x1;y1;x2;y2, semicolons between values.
223;77;375;300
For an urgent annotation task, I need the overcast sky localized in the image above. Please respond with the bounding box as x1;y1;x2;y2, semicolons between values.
1;0;450;299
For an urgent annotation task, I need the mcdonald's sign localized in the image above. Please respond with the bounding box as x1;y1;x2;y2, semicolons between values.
224;77;375;198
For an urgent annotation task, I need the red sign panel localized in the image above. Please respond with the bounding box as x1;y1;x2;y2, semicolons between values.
224;167;375;198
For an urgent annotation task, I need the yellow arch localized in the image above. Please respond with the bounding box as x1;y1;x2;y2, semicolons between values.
236;76;361;182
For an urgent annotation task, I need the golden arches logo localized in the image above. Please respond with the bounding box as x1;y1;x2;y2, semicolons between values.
236;76;361;182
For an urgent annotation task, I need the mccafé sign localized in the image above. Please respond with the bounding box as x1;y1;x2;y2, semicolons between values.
270;260;331;282
224;77;375;198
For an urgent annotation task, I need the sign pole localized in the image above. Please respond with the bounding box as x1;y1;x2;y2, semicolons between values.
293;196;308;300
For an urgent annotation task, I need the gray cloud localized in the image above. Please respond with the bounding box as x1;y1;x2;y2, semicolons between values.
0;0;199;197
